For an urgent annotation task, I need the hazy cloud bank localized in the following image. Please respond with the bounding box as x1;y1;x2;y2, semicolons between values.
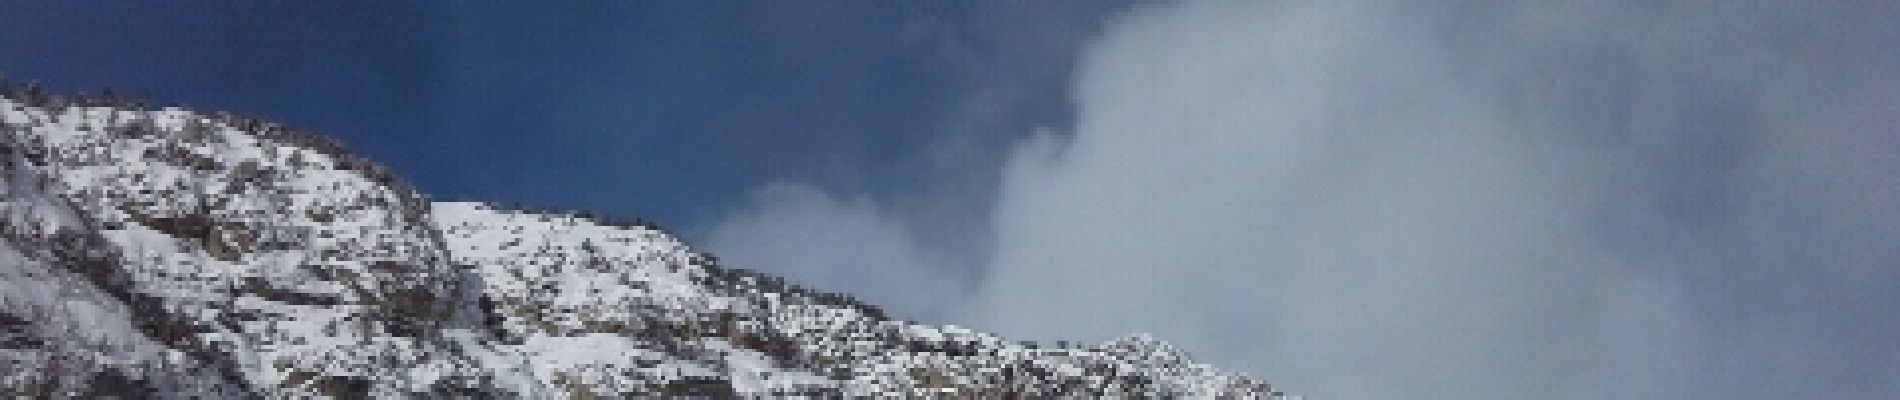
704;182;967;321
698;1;1896;398
966;2;1899;399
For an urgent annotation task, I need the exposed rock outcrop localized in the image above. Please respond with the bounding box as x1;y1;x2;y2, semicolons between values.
0;88;1288;398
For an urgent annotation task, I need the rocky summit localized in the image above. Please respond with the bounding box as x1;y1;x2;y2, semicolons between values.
0;86;1287;398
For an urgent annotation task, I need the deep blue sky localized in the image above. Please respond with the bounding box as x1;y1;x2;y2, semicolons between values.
0;1;1118;246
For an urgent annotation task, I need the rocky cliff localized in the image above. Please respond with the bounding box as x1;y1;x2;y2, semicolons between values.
0;86;1287;398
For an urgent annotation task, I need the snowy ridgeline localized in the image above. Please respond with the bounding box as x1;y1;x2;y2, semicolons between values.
0;90;1289;398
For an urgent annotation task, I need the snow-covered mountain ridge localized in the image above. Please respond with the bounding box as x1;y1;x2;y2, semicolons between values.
0;87;1287;398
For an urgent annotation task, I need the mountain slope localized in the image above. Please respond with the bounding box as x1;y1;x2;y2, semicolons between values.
0;87;1288;398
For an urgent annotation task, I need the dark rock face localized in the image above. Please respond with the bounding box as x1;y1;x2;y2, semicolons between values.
0;89;1287;398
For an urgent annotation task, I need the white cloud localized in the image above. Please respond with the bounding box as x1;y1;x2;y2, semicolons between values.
964;1;1900;399
701;181;967;322
690;2;1898;397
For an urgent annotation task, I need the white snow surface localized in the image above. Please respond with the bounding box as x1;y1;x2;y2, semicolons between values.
0;92;1289;398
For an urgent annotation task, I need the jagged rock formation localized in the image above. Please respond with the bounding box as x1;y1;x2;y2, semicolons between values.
0;86;1288;398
